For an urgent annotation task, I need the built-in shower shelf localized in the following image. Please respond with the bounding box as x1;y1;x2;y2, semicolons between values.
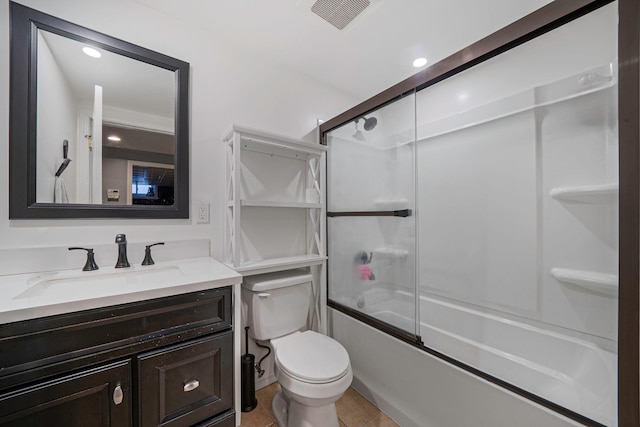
373;247;409;260
549;183;618;203
374;199;409;211
239;199;321;209
234;254;327;276
550;268;618;296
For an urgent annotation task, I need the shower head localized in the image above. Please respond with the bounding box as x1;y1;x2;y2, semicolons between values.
354;116;377;133
362;116;377;131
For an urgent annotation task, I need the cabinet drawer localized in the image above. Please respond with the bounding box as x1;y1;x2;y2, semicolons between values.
0;359;131;427
138;332;233;427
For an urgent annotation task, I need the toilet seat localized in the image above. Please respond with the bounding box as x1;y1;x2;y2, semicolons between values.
274;331;350;384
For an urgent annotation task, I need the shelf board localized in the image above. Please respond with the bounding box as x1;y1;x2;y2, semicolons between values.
240;200;321;209
234;255;327;276
549;183;618;203
550;267;618;296
224;124;327;155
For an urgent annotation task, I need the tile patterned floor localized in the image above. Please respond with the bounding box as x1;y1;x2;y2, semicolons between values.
239;383;400;427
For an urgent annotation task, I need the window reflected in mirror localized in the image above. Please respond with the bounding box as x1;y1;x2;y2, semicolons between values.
130;164;174;206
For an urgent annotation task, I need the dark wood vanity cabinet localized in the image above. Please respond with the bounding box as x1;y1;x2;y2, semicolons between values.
0;287;234;427
0;359;132;427
138;332;233;427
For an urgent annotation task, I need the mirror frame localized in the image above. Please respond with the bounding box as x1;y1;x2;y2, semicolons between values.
9;2;190;219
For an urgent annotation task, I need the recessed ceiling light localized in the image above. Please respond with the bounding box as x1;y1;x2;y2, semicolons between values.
413;57;428;68
82;47;101;58
107;135;121;142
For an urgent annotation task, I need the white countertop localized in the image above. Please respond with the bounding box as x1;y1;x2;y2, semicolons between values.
0;257;242;324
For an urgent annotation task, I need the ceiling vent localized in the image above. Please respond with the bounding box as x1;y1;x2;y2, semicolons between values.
311;0;371;30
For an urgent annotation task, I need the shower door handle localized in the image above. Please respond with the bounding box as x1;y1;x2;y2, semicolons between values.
327;209;412;217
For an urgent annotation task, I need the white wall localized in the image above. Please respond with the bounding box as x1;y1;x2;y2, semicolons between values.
0;0;357;265
35;31;78;203
102;158;128;206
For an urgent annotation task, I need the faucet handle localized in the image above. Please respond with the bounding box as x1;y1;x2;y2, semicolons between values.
68;247;99;271
142;242;165;266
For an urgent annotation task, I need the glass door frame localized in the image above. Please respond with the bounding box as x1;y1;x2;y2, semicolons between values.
320;1;638;426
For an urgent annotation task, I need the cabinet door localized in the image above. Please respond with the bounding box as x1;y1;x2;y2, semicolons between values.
0;359;131;427
138;332;233;427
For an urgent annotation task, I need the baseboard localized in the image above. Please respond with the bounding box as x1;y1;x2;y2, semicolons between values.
255;373;277;391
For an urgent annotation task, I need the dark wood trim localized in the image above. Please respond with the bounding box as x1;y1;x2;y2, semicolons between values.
327;300;420;346
327;209;411;218
319;0;613;138
9;2;190;219
617;0;640;425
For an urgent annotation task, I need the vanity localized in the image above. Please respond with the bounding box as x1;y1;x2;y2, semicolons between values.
0;257;242;427
4;3;243;424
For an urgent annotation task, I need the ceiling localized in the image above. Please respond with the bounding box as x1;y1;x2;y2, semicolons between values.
135;0;553;102
40;30;175;120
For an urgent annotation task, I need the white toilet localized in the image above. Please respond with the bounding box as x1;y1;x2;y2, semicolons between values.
242;270;352;427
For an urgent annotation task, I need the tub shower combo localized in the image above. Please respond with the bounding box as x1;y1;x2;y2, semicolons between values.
325;4;618;426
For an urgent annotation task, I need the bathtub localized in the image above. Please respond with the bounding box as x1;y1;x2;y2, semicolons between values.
342;288;617;426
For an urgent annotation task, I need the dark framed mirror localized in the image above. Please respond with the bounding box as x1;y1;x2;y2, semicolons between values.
9;2;189;219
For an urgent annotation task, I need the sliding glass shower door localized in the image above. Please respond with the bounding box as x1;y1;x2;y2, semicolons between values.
326;93;418;339
325;3;619;425
414;4;617;425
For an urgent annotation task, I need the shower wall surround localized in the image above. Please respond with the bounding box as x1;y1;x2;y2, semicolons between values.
326;3;618;426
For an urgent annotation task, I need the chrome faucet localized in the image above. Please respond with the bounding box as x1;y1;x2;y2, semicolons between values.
115;234;130;268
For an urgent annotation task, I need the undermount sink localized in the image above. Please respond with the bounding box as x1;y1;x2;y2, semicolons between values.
0;257;241;324
14;265;184;300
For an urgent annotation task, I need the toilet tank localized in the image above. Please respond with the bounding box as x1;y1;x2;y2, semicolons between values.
242;269;313;341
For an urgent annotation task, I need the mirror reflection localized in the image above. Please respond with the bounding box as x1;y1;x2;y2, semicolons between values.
36;29;175;205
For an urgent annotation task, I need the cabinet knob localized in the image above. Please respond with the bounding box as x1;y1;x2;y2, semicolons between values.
113;384;123;405
183;380;200;392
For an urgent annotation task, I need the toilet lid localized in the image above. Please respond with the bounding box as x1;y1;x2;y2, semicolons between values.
275;331;350;384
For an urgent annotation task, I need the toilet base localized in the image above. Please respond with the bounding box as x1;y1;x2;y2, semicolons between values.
272;390;289;427
272;389;340;427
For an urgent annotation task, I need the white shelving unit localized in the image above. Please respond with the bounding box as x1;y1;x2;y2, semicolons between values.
239;200;322;209
232;254;326;276
223;125;327;274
